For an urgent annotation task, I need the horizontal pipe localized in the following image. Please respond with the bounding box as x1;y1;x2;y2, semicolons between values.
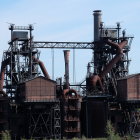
32;56;50;79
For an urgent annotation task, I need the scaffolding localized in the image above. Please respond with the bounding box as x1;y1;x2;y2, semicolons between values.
2;25;39;100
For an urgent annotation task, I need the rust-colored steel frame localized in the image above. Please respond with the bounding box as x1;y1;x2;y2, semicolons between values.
28;101;61;139
85;23;133;95
118;101;140;137
2;25;40;98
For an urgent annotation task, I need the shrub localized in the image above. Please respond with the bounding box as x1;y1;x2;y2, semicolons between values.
1;131;11;140
106;120;121;140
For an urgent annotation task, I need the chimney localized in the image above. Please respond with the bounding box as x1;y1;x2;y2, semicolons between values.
93;10;102;41
63;50;70;89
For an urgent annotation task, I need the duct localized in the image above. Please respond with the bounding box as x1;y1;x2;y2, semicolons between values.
91;40;128;91
63;89;77;97
104;40;128;54
32;56;50;79
63;50;79;97
90;75;104;92
99;40;128;78
93;10;102;41
63;50;70;89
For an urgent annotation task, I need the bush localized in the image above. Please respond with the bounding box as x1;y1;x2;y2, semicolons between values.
1;131;11;140
106;120;121;140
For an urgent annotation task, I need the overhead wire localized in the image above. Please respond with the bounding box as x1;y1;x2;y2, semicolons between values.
73;48;76;83
51;48;54;80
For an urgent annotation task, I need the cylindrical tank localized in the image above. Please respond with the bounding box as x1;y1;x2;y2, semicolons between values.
93;10;102;41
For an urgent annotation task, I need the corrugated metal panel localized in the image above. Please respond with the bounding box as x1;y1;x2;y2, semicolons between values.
127;75;140;100
12;31;28;40
19;77;56;101
117;74;140;100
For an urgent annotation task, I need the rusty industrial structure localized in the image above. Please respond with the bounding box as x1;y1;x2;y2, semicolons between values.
1;10;140;139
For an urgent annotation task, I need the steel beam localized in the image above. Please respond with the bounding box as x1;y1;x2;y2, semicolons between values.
33;41;94;49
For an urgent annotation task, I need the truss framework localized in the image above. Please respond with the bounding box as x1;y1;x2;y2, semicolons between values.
33;41;94;49
28;101;61;139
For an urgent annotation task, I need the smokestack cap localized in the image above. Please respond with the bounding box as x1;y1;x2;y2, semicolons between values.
63;50;70;62
93;10;102;15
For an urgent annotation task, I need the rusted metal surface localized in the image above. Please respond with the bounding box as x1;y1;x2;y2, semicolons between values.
117;74;140;100
99;40;128;78
88;39;128;92
62;91;81;138
19;76;56;101
63;89;77;97
62;49;81;138
32;56;50;79
9;101;61;139
0;10;137;139
63;50;70;89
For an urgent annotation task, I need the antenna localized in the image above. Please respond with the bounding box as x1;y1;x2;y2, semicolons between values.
6;22;15;26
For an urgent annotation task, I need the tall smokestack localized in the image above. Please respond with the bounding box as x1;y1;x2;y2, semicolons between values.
63;50;70;89
93;10;102;41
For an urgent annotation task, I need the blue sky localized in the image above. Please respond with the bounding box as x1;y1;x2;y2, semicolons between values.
0;0;140;83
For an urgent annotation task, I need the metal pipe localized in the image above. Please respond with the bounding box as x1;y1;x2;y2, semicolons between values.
63;50;70;89
93;10;102;41
32;56;50;79
99;40;128;78
63;89;77;96
91;40;128;91
90;75;104;92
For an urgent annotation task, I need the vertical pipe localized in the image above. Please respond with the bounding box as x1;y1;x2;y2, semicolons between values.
93;10;102;74
0;68;5;91
117;22;120;43
93;10;102;41
32;56;50;79
63;50;70;89
86;100;89;137
73;49;75;83
29;25;33;77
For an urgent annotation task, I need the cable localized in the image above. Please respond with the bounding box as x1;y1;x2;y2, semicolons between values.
73;48;76;83
51;48;54;80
